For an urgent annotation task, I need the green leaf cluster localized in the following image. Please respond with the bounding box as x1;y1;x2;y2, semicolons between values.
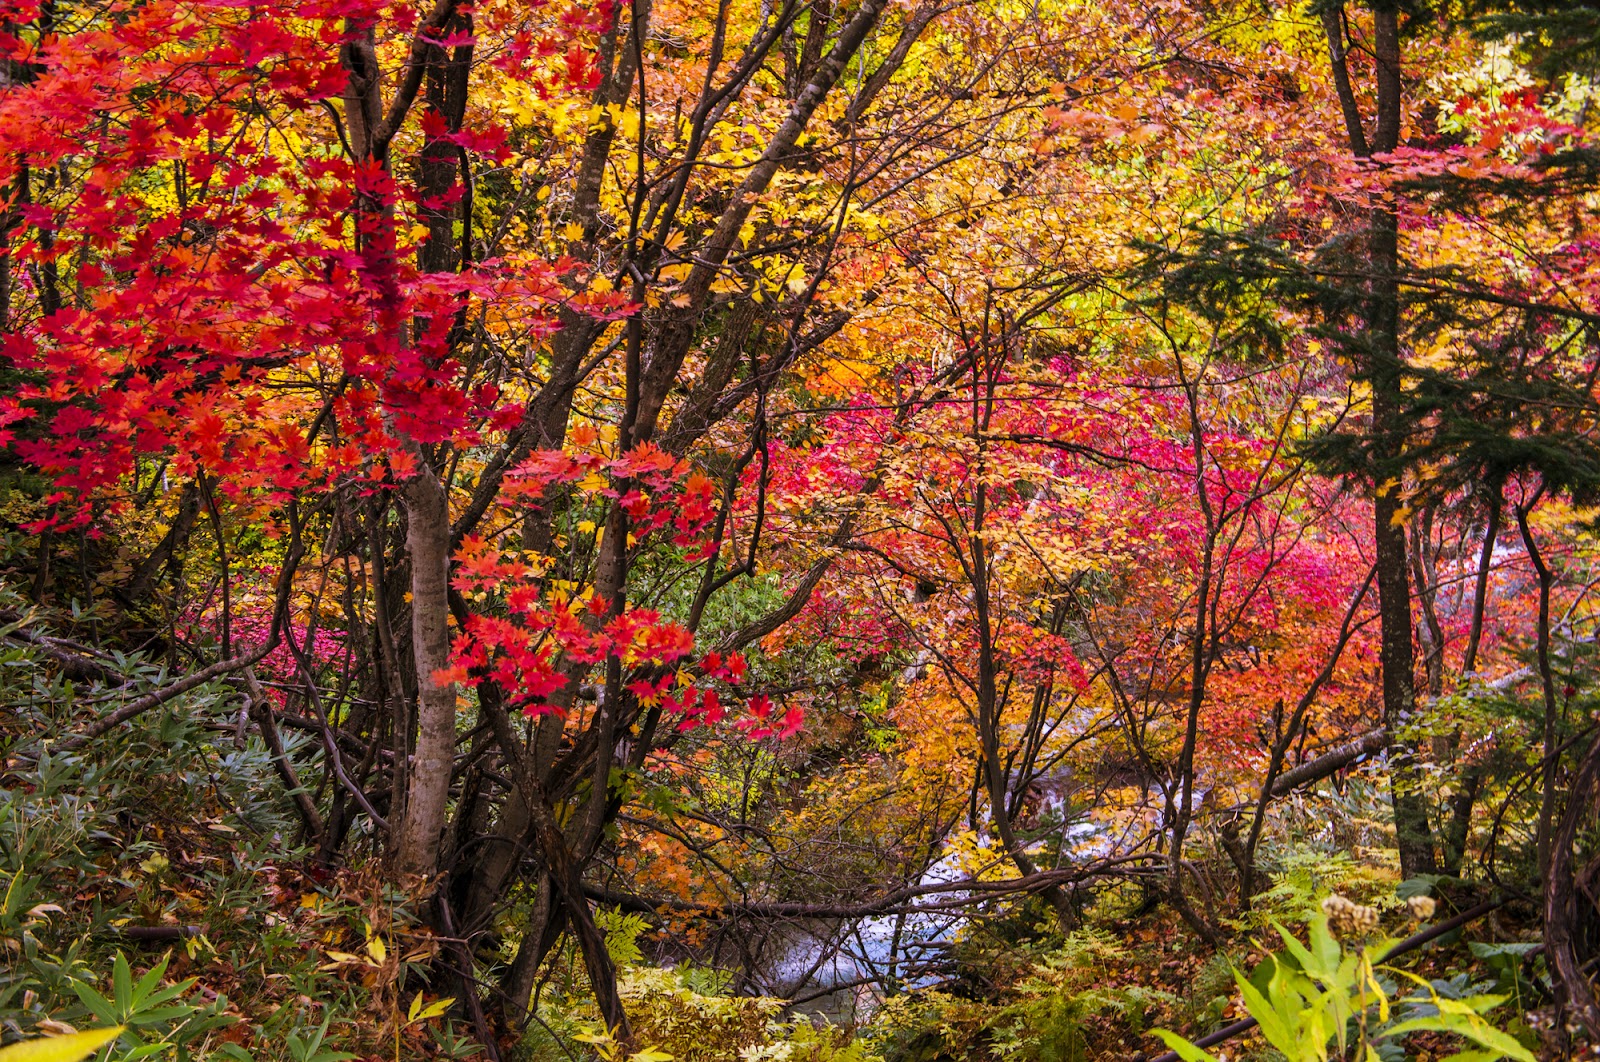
1154;915;1535;1062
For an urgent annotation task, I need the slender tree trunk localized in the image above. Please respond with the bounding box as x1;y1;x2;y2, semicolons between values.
1545;728;1600;1044
1515;503;1560;873
1160;360;1225;945
245;669;325;840
1371;209;1436;877
1320;4;1369;157
393;20;473;881
502;886;567;1027
1167;520;1224;946
1440;768;1481;875
525;788;632;1041
965;332;1075;929
395;466;457;878
338;8;471;882
1322;2;1437;876
1409;507;1445;697
1355;2;1436;877
1462;478;1502;675
1442;482;1501;875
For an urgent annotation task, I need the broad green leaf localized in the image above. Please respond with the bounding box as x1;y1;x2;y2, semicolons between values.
1456;993;1510;1015
111;955;132;1009
1308;917;1345;977
129;957;170;1008
1234;969;1296;1057
1454;1021;1535;1061
1302;1004;1331;1062
1276;923;1319;974
1150;1030;1219;1062
68;984;117;1026
1384;1015;1533;1061
1396;876;1442;900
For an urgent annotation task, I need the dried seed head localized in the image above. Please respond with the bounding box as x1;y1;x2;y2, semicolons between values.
1321;893;1380;938
1406;895;1437;921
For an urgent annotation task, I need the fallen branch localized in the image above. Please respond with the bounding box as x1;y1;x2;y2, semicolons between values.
585;856;1163;921
1269;729;1387;797
0;610;125;685
56;646;275;751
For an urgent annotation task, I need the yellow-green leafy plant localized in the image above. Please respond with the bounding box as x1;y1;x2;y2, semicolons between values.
0;1027;121;1062
1155;896;1535;1062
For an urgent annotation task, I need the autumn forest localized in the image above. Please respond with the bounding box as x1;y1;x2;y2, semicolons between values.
0;0;1598;1057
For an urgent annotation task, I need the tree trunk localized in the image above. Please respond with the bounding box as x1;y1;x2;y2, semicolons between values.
1371;211;1436;878
1365;4;1436;878
1545;728;1600;1044
395;465;458;879
1515;502;1560;874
